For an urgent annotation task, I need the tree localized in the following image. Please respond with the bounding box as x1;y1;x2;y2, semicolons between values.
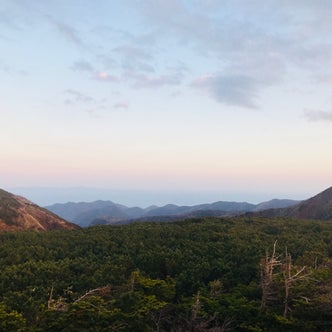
0;303;26;332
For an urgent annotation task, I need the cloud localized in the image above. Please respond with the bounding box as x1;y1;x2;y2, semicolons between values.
124;61;186;88
93;71;119;82
64;89;97;105
133;0;332;103
98;54;116;70
192;73;260;108
0;59;27;76
129;72;182;88
0;61;10;74
0;10;20;30
113;102;129;109
70;60;119;83
70;60;94;72
112;44;155;73
63;89;108;115
131;0;287;105
46;15;86;48
113;45;152;61
303;109;332;122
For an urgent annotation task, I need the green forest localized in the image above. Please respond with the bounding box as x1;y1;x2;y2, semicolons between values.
0;217;331;331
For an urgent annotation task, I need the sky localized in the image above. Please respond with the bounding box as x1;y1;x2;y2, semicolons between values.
1;0;332;206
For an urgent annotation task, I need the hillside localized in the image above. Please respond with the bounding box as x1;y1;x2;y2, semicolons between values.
0;189;79;231
250;186;332;220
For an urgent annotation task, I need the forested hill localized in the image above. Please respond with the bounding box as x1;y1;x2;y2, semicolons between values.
0;189;78;231
0;217;331;331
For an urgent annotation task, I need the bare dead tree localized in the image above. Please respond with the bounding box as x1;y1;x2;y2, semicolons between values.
282;248;309;318
260;240;281;309
47;285;68;312
48;285;111;312
73;285;111;303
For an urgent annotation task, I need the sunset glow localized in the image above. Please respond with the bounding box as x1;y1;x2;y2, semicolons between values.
1;1;332;205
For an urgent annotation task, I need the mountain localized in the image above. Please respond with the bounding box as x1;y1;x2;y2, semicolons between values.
143;201;257;217
45;198;299;227
248;186;332;220
254;199;299;211
46;200;146;227
0;189;79;231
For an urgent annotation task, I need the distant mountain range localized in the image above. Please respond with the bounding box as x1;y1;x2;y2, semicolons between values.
0;189;79;231
2;186;332;231
45;197;300;227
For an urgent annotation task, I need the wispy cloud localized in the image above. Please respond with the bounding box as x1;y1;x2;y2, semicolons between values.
46;15;86;48
113;102;129;109
63;89;108;115
303;109;332;122
98;54;116;70
70;59;120;83
64;89;97;105
70;60;94;73
0;10;20;30
0;61;10;74
113;44;155;73
113;45;152;61
129;72;182;88
0;59;27;76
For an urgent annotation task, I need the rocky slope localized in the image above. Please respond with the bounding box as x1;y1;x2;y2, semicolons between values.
0;189;79;231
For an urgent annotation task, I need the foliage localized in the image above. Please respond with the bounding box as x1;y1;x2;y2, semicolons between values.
0;217;331;330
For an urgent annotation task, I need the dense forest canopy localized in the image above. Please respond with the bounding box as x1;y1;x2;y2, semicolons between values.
0;217;331;331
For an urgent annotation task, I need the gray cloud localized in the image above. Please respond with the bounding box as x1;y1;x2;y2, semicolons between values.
303;109;332;122
7;0;332;109
192;74;260;109
133;0;332;105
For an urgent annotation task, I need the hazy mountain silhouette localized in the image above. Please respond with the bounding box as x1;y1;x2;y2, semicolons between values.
46;197;299;227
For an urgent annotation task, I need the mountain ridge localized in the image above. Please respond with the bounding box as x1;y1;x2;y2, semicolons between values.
45;197;300;227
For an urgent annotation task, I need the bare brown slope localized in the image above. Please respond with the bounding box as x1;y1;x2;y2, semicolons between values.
248;186;332;221
286;186;332;220
0;189;79;231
